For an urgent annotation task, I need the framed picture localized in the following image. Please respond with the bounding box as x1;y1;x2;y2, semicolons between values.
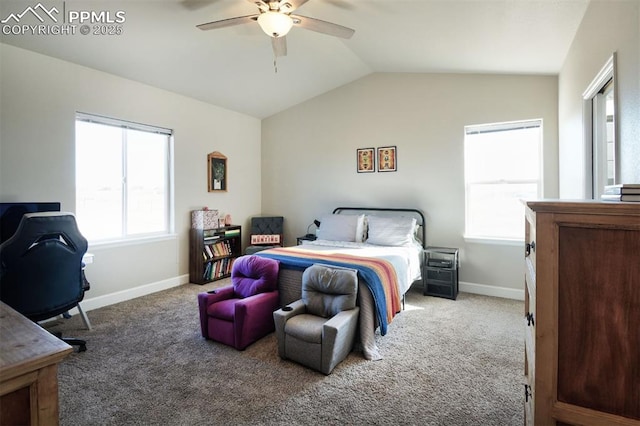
357;148;375;173
207;151;227;192
377;146;397;172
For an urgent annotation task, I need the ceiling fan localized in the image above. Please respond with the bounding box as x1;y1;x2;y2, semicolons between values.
196;0;355;57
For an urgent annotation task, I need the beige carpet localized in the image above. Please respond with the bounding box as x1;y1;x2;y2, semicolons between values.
50;281;525;425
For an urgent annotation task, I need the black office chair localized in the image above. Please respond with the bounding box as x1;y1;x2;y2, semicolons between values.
0;212;90;351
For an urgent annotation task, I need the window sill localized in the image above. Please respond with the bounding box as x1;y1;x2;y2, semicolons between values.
88;233;178;250
463;235;523;246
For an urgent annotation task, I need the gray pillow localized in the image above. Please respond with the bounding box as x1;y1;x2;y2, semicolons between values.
317;214;365;242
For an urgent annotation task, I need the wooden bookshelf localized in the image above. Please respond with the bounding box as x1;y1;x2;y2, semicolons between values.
189;225;241;284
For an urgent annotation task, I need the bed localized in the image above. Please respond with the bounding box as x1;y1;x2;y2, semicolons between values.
256;207;425;360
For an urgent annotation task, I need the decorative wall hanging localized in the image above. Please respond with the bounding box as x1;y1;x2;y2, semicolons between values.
208;151;227;192
377;146;397;172
357;148;375;173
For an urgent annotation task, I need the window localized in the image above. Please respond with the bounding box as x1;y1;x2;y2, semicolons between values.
75;113;173;242
464;120;542;241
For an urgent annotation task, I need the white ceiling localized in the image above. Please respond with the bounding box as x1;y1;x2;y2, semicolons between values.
0;0;590;118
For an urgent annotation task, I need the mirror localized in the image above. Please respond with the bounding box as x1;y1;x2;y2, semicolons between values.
583;53;618;199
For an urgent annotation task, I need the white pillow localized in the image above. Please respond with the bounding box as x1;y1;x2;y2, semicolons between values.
366;216;417;246
317;214;365;242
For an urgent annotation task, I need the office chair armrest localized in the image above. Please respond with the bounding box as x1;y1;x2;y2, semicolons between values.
81;269;91;291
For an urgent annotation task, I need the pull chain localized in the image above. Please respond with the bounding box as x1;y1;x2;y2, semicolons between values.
273;57;278;73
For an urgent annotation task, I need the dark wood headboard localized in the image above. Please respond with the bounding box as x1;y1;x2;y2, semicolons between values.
332;207;426;249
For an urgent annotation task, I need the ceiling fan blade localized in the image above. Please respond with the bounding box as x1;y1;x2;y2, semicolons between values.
247;0;269;12
290;14;355;39
272;36;287;57
197;15;258;31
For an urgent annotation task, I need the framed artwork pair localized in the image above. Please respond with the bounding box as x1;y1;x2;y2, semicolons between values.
357;146;397;173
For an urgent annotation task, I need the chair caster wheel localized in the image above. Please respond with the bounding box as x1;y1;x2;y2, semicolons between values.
78;345;87;352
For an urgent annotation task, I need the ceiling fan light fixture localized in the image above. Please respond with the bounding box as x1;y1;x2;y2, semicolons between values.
257;11;293;38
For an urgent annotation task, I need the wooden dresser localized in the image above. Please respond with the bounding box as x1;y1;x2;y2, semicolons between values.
524;201;640;426
0;302;73;425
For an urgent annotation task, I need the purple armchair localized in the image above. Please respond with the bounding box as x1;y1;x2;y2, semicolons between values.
198;255;280;350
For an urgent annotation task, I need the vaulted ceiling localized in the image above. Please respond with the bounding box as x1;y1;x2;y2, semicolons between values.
0;0;590;118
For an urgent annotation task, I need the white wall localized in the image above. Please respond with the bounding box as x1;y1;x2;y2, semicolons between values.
261;73;559;299
558;0;640;198
0;44;262;306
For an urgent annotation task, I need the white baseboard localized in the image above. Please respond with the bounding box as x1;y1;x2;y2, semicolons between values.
66;275;522;319
67;274;190;315
459;281;524;301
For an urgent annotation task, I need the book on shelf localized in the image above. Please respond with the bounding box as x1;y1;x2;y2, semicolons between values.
202;257;236;280
224;228;240;237
203;239;234;259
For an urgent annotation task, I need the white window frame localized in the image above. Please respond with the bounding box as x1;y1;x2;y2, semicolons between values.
75;112;175;244
463;119;543;244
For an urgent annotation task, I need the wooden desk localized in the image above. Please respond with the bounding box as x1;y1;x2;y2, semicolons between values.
0;302;72;425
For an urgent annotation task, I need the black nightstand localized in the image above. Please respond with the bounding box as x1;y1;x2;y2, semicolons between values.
296;235;317;245
424;246;459;300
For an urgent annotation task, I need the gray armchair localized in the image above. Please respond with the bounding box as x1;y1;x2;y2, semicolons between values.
273;264;359;375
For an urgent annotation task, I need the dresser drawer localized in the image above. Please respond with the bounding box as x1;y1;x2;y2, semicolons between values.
524;376;534;426
525;208;536;268
524;322;535;377
524;330;535;426
525;234;536;268
525;257;536;298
